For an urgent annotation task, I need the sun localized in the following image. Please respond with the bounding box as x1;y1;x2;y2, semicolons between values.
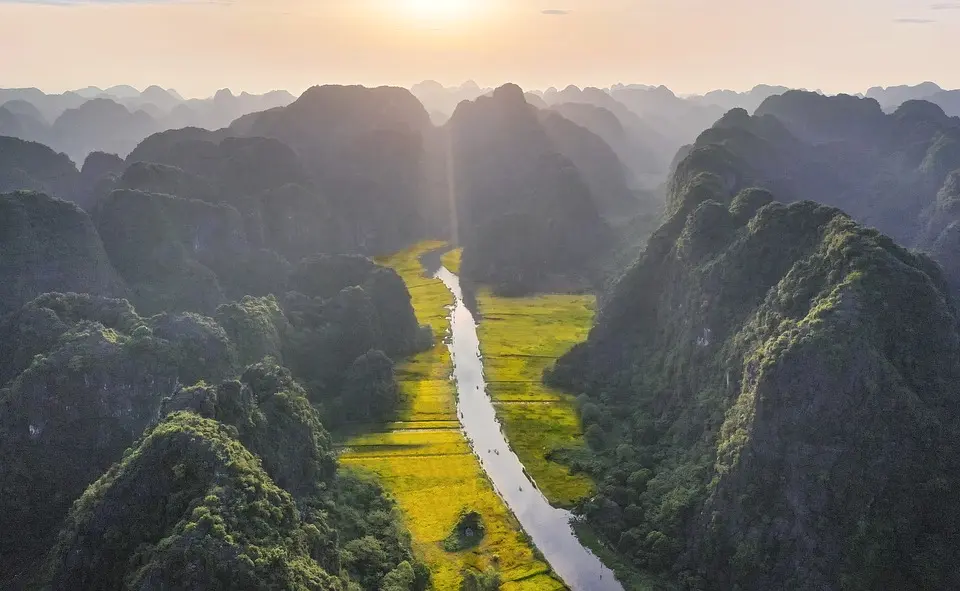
403;0;477;22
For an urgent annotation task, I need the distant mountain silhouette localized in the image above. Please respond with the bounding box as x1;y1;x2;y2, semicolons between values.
929;89;960;117
688;84;791;113
0;136;79;200
0;86;297;160
232;84;438;254
1;99;47;124
674;91;960;289
0;88;86;122
866;82;943;111
445;83;614;293
51;98;158;163
538;109;639;220
410;80;489;123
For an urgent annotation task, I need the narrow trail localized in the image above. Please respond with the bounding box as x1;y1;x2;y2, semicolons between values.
437;266;623;591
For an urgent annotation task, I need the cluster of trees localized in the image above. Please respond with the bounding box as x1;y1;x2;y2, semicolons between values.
40;361;429;590
0;289;429;588
0;183;431;587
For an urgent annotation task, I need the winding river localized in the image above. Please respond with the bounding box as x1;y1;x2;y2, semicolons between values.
435;266;623;591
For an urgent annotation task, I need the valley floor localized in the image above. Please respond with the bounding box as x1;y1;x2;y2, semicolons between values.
441;247;596;506
340;242;564;590
474;283;596;508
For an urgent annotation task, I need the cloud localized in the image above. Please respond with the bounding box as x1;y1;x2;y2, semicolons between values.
931;2;960;9
894;17;937;23
541;9;570;15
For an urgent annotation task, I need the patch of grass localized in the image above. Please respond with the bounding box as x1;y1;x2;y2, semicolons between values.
476;288;597;508
441;248;463;274
343;242;564;591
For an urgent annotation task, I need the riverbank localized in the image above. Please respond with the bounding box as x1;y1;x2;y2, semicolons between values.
340;241;563;590
475;288;596;508
438;247;597;507
436;267;622;590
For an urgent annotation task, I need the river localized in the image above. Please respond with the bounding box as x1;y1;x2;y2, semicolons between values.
435;266;623;591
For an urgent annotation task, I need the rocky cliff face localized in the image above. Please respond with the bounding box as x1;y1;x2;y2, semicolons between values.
94;189;247;314
447;84;614;293
0;293;237;580
233;85;438;254
0;191;127;315
673;95;960;287
39;360;424;591
551;173;960;589
0;137;79;200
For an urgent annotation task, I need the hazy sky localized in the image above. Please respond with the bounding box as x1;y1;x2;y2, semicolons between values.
0;0;958;98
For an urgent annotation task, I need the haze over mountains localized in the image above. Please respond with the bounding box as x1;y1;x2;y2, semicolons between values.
4;75;960;590
5;80;960;185
0;85;295;164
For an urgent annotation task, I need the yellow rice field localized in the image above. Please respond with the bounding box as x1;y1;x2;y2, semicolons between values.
340;241;564;590
440;248;462;274
475;283;597;508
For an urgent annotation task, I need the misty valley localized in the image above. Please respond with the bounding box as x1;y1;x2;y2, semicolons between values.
2;76;960;591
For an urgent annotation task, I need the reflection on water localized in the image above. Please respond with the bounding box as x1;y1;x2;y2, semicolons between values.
436;266;623;591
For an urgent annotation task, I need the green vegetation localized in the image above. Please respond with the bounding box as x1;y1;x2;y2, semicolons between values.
549;178;960;588
0;191;128;315
215;295;290;366
442;509;487;552
94;188;243;314
0;292;239;572
442;247;462;274
42;356;430;590
341;241;565;591
43;412;342;590
475;284;597;507
280;255;432;428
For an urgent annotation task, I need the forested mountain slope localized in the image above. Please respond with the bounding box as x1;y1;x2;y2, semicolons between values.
231;85;440;254
0;189;432;588
0;191;128;314
671;92;960;289
549;164;960;587
445;84;616;294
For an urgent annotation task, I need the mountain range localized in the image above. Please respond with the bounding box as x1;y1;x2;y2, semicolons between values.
4;77;960;589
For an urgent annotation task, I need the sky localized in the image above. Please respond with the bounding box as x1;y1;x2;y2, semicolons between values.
0;0;958;98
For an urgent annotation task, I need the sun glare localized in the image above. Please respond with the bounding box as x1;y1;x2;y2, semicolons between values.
403;0;477;22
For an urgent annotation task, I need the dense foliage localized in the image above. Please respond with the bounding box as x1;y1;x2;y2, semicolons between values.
0;191;128;315
0;293;238;580
41;358;428;590
670;92;960;295
0;193;430;585
550;171;960;588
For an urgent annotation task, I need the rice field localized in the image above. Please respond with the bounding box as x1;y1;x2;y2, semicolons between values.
340;241;564;590
475;283;597;508
441;248;462;274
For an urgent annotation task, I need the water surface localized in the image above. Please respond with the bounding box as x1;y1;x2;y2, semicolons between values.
436;266;622;591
